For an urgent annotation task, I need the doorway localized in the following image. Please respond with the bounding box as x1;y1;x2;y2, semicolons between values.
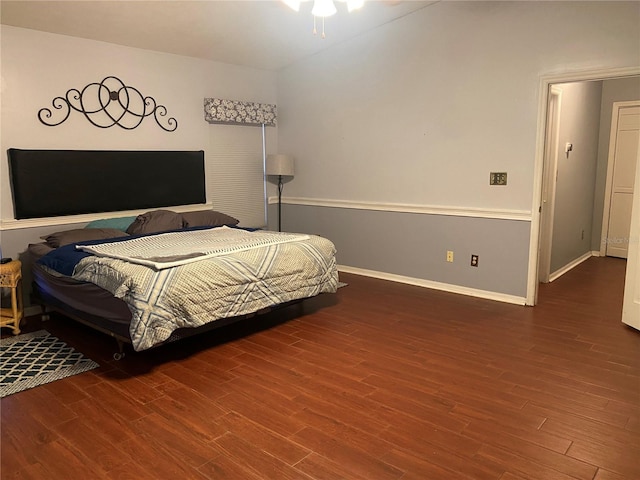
528;69;640;306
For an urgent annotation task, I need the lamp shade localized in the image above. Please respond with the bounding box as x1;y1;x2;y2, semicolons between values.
266;154;295;177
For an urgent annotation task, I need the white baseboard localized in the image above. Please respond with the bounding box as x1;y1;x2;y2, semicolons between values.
549;251;593;282
337;265;527;306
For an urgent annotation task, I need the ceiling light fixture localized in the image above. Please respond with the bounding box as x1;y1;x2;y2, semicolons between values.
282;0;365;39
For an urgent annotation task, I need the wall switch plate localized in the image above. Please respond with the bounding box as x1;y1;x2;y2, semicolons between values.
471;254;479;267
490;172;507;186
447;251;454;263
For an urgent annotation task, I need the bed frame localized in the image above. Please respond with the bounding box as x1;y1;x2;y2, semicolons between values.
30;273;293;360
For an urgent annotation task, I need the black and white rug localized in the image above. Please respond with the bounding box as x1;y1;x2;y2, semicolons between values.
1;330;99;398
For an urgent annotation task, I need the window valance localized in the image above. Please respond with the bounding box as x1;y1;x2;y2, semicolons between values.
204;98;276;127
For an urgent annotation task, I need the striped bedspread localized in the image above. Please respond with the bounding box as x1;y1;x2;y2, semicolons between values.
72;229;338;351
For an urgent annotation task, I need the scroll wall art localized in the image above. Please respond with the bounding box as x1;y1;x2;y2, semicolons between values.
38;76;178;132
204;98;276;126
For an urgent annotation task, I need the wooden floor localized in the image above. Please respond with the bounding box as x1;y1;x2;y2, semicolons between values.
1;256;638;479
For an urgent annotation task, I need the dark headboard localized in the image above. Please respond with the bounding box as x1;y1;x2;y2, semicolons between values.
8;149;206;219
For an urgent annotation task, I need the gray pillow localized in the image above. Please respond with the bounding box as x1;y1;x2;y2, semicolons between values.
126;209;184;235
182;210;239;228
41;228;128;248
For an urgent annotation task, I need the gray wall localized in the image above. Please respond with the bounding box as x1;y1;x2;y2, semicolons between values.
550;81;602;273
591;76;640;250
269;204;530;298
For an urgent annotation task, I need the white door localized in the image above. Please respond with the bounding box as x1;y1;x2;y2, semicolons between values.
603;103;640;258
622;134;640;330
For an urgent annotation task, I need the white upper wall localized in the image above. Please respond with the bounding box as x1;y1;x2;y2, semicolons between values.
0;25;277;220
276;1;640;212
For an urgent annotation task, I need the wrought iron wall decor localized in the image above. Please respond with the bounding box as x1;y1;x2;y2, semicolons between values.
38;76;178;132
204;98;276;126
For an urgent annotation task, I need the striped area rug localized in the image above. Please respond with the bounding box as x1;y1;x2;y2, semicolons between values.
1;330;99;398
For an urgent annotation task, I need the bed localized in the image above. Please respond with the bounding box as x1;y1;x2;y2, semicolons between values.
9;149;338;358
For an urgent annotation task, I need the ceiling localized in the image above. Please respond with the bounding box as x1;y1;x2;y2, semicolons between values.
0;0;436;71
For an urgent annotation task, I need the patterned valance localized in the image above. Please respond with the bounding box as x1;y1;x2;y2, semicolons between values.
204;98;276;126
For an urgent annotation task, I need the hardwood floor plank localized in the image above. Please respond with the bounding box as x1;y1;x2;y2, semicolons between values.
465;420;572;454
522;400;631;430
56;416;134;473
476;444;595;480
382;447;496;480
365;388;467;434
147;395;228;443
159;362;232;399
217;411;311;465
293;452;373;480
130;412;218;467
32;439;112;479
290;406;395;458
214;432;315;480
98;368;167;405
220;391;307;437
81;381;153;423
449;402;547;432
380;412;481;458
539;415;640;449
470;425;598;479
1;397;59;468
106;460;166;480
566;439;640;478
291;426;405;480
384;445;506;480
117;433;212;480
593;468;635;480
13;462;53;480
0;432;37;478
225;374;306;415
65;396;143;444
197;453;266;480
10;383;77;428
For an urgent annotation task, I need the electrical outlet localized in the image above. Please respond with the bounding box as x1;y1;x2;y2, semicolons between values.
470;254;479;267
447;251;454;263
490;172;507;186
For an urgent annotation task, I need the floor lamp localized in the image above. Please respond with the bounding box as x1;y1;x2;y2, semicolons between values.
266;154;295;232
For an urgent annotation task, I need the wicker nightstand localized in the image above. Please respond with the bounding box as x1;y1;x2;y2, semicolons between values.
0;260;23;334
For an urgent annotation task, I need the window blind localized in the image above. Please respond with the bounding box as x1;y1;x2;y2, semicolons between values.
208;124;266;228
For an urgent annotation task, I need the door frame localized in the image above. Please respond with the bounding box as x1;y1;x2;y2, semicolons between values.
599;100;640;257
538;86;562;283
526;66;640;306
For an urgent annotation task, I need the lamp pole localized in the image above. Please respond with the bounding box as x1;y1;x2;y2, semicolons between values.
266;154;294;233
277;175;284;232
